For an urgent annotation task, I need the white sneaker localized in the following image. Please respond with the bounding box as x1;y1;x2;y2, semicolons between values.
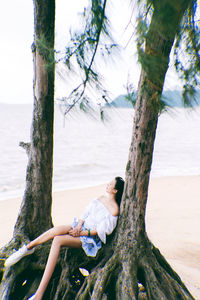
4;245;35;268
28;294;36;300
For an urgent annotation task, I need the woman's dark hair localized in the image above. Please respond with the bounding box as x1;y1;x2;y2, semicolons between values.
114;177;125;206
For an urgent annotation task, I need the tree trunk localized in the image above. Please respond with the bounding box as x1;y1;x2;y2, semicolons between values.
0;0;55;298
14;0;56;240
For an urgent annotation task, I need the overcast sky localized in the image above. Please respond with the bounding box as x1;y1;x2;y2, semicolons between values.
0;0;180;104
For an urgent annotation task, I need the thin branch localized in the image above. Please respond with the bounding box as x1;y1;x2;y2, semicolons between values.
62;0;109;115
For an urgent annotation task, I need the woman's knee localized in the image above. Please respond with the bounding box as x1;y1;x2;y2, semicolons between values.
52;236;60;248
53;225;72;236
52;234;80;248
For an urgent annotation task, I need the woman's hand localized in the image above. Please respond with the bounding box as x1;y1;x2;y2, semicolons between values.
69;225;82;237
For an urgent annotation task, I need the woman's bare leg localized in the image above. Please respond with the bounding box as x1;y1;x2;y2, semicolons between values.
27;225;72;250
33;235;82;300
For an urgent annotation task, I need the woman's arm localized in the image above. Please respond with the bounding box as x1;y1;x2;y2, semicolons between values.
80;229;97;237
77;219;84;227
69;219;84;237
69;227;97;237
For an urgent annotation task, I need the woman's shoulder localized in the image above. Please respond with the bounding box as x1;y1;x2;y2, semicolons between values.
98;195;119;217
110;203;119;217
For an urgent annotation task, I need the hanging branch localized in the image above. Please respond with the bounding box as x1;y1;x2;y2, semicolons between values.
57;0;118;115
174;0;200;106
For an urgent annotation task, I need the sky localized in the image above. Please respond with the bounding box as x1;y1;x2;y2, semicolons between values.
0;0;181;104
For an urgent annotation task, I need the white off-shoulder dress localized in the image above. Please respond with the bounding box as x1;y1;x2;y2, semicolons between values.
72;198;118;257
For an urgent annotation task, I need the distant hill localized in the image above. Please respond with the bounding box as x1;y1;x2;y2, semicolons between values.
108;90;200;108
108;94;134;108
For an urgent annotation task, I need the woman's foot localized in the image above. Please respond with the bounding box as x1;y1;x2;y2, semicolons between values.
4;245;35;268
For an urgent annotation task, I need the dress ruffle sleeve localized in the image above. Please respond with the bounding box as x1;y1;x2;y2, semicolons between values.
96;214;118;243
80;200;94;221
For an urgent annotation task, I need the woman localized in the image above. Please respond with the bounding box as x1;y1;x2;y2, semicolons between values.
5;177;124;300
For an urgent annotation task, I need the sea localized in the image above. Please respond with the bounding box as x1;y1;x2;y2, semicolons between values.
0;103;200;201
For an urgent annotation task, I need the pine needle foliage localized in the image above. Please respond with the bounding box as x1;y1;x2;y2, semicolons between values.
136;0;200;108
35;34;55;72
174;0;200;106
62;0;118;115
60;0;200;113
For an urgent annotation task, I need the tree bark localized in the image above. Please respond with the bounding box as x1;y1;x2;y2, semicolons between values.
14;0;56;240
0;0;55;298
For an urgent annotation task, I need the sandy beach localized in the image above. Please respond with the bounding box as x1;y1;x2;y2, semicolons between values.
0;176;199;299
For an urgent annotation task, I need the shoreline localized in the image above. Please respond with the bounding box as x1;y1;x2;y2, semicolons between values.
0;180;108;202
1;172;200;203
0;175;199;298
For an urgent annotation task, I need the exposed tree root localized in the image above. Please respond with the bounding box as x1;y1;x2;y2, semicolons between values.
76;253;121;299
68;236;194;300
0;235;195;299
116;261;138;300
0;236;63;300
138;240;194;300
